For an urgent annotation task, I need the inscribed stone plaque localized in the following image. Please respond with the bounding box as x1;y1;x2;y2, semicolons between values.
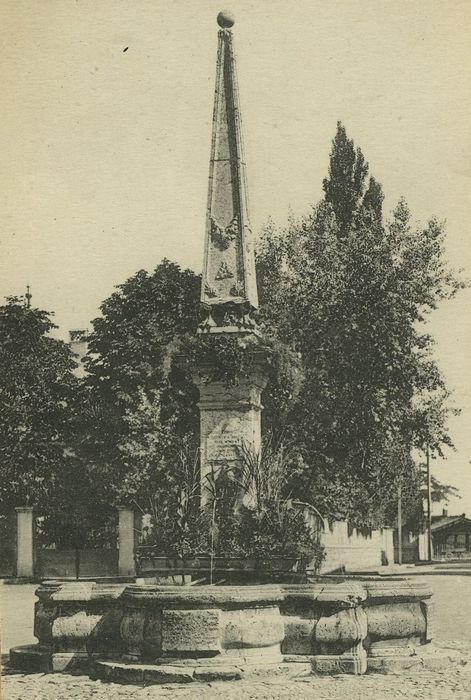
162;609;221;654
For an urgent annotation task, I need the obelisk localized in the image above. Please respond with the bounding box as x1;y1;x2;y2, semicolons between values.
198;10;258;335
195;12;267;492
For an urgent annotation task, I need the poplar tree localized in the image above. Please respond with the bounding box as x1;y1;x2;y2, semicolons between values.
323;121;369;235
257;123;463;526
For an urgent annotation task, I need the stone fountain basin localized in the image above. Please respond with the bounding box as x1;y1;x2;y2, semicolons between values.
9;576;440;681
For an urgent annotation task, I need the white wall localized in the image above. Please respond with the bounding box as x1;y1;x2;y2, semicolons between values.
299;505;395;573
320;521;394;573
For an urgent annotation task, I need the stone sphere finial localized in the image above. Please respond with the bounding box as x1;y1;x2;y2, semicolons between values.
217;10;235;29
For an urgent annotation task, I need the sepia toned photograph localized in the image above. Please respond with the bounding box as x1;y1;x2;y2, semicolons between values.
1;2;470;698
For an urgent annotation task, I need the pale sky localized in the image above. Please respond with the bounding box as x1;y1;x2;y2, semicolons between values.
1;1;470;516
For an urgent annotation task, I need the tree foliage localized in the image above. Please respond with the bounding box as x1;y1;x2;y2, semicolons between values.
0;298;78;511
256;122;463;526
79;260;201;509
323;121;369;236
0;296;115;548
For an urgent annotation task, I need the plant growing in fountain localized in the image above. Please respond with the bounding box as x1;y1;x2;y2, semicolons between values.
137;436;324;574
138;445;210;558
227;438;325;572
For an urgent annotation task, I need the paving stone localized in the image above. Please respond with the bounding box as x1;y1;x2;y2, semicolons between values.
143;665;194;684
1;670;471;700
193;665;243;681
3;654;471;700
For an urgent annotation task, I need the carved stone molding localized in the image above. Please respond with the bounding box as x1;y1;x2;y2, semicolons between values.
204;283;218;298
210;216;239;251
230;280;245;297
197;302;258;334
215;261;234;280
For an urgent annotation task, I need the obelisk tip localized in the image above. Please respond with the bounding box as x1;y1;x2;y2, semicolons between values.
217;10;235;29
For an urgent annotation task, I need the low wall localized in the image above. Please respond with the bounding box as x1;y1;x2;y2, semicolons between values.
321;522;394;572
300;510;395;573
36;549;118;578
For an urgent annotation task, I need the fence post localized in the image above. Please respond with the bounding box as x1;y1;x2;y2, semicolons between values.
15;506;34;578
117;506;136;577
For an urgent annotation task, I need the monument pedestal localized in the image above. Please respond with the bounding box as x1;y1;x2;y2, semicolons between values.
192;355;268;496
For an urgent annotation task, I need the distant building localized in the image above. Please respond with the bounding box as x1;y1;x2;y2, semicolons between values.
431;509;471;558
69;330;88;377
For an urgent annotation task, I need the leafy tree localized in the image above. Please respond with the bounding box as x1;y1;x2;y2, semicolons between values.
428;476;461;505
80;260;201;510
256;125;463;527
0;296;115;554
323;121;369;236
37;454;116;576
362;176;384;221
86;260;199;401
0;297;78;512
